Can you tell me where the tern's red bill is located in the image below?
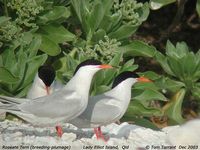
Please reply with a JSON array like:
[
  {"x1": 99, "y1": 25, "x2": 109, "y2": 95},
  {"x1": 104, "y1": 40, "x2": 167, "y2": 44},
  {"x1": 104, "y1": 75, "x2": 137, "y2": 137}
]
[
  {"x1": 45, "y1": 86, "x2": 50, "y2": 95},
  {"x1": 137, "y1": 77, "x2": 152, "y2": 82},
  {"x1": 98, "y1": 64, "x2": 113, "y2": 69}
]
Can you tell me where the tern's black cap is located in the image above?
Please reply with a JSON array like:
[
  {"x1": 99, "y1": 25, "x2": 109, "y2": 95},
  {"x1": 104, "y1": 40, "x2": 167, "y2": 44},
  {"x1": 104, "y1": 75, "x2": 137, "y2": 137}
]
[
  {"x1": 112, "y1": 71, "x2": 139, "y2": 88},
  {"x1": 74, "y1": 59, "x2": 102, "y2": 75},
  {"x1": 38, "y1": 65, "x2": 56, "y2": 87}
]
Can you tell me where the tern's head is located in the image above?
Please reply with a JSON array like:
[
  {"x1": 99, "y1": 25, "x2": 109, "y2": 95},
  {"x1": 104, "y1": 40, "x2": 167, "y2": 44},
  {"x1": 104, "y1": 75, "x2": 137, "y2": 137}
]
[
  {"x1": 38, "y1": 65, "x2": 56, "y2": 88},
  {"x1": 73, "y1": 59, "x2": 112, "y2": 76},
  {"x1": 112, "y1": 71, "x2": 151, "y2": 88}
]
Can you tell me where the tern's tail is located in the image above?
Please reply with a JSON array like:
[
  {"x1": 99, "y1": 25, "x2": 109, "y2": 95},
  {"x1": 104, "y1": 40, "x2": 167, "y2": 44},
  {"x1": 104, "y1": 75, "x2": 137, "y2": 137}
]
[
  {"x1": 0, "y1": 102, "x2": 19, "y2": 111},
  {"x1": 0, "y1": 102, "x2": 17, "y2": 118},
  {"x1": 0, "y1": 95, "x2": 23, "y2": 104},
  {"x1": 0, "y1": 95, "x2": 23, "y2": 113}
]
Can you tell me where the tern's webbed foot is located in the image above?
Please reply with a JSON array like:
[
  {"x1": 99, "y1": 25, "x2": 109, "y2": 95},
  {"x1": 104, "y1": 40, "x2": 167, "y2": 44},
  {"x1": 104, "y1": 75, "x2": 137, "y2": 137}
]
[{"x1": 94, "y1": 127, "x2": 109, "y2": 142}]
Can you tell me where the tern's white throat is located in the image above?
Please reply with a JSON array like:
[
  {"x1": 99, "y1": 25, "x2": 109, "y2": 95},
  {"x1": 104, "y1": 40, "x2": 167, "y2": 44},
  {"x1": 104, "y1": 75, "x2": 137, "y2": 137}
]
[
  {"x1": 108, "y1": 78, "x2": 137, "y2": 101},
  {"x1": 65, "y1": 65, "x2": 101, "y2": 98}
]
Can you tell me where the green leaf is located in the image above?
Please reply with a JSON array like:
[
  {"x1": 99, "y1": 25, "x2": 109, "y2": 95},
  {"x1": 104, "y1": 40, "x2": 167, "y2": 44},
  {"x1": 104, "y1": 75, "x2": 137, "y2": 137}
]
[
  {"x1": 150, "y1": 0, "x2": 176, "y2": 10},
  {"x1": 0, "y1": 67, "x2": 19, "y2": 83},
  {"x1": 20, "y1": 32, "x2": 33, "y2": 45},
  {"x1": 53, "y1": 55, "x2": 78, "y2": 82},
  {"x1": 109, "y1": 52, "x2": 123, "y2": 66},
  {"x1": 166, "y1": 40, "x2": 178, "y2": 57},
  {"x1": 138, "y1": 71, "x2": 160, "y2": 80},
  {"x1": 163, "y1": 88, "x2": 186, "y2": 124},
  {"x1": 0, "y1": 55, "x2": 3, "y2": 66},
  {"x1": 0, "y1": 16, "x2": 10, "y2": 25},
  {"x1": 155, "y1": 52, "x2": 175, "y2": 76},
  {"x1": 134, "y1": 82, "x2": 159, "y2": 91},
  {"x1": 125, "y1": 100, "x2": 163, "y2": 117},
  {"x1": 40, "y1": 35, "x2": 61, "y2": 56},
  {"x1": 92, "y1": 29, "x2": 106, "y2": 43},
  {"x1": 181, "y1": 53, "x2": 198, "y2": 78},
  {"x1": 1, "y1": 48, "x2": 16, "y2": 70},
  {"x1": 103, "y1": 52, "x2": 123, "y2": 85},
  {"x1": 78, "y1": 1, "x2": 91, "y2": 35},
  {"x1": 101, "y1": 0, "x2": 114, "y2": 14},
  {"x1": 120, "y1": 59, "x2": 138, "y2": 72},
  {"x1": 133, "y1": 89, "x2": 167, "y2": 102},
  {"x1": 91, "y1": 85, "x2": 110, "y2": 96},
  {"x1": 10, "y1": 47, "x2": 27, "y2": 79},
  {"x1": 120, "y1": 40, "x2": 157, "y2": 57},
  {"x1": 40, "y1": 24, "x2": 76, "y2": 43},
  {"x1": 89, "y1": 1, "x2": 104, "y2": 33},
  {"x1": 121, "y1": 116, "x2": 159, "y2": 130},
  {"x1": 166, "y1": 41, "x2": 190, "y2": 59},
  {"x1": 93, "y1": 52, "x2": 122, "y2": 87},
  {"x1": 15, "y1": 84, "x2": 32, "y2": 98},
  {"x1": 99, "y1": 13, "x2": 122, "y2": 33},
  {"x1": 176, "y1": 41, "x2": 189, "y2": 56},
  {"x1": 28, "y1": 35, "x2": 42, "y2": 57},
  {"x1": 71, "y1": 0, "x2": 84, "y2": 23},
  {"x1": 167, "y1": 56, "x2": 183, "y2": 79},
  {"x1": 0, "y1": 87, "x2": 13, "y2": 96},
  {"x1": 108, "y1": 24, "x2": 138, "y2": 40},
  {"x1": 10, "y1": 48, "x2": 27, "y2": 91},
  {"x1": 139, "y1": 3, "x2": 150, "y2": 21},
  {"x1": 38, "y1": 6, "x2": 70, "y2": 24},
  {"x1": 197, "y1": 0, "x2": 200, "y2": 16},
  {"x1": 192, "y1": 84, "x2": 200, "y2": 100},
  {"x1": 91, "y1": 52, "x2": 123, "y2": 95},
  {"x1": 89, "y1": 0, "x2": 114, "y2": 33},
  {"x1": 155, "y1": 76, "x2": 185, "y2": 92},
  {"x1": 19, "y1": 54, "x2": 48, "y2": 90}
]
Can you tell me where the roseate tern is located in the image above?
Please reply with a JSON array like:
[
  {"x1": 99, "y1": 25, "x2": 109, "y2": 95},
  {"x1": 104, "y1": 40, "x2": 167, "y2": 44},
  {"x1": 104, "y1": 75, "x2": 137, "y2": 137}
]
[
  {"x1": 0, "y1": 59, "x2": 112, "y2": 137},
  {"x1": 0, "y1": 66, "x2": 56, "y2": 119},
  {"x1": 27, "y1": 65, "x2": 56, "y2": 99},
  {"x1": 69, "y1": 71, "x2": 151, "y2": 141}
]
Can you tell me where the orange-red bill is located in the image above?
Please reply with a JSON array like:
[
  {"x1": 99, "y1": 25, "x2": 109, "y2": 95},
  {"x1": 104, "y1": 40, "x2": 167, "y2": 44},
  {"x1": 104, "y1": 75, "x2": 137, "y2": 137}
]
[
  {"x1": 45, "y1": 86, "x2": 50, "y2": 95},
  {"x1": 98, "y1": 64, "x2": 113, "y2": 69},
  {"x1": 137, "y1": 77, "x2": 152, "y2": 82}
]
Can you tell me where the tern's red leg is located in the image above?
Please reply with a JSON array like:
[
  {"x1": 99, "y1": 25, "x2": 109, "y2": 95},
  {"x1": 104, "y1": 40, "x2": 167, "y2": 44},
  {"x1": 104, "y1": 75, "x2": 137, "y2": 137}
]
[
  {"x1": 56, "y1": 125, "x2": 63, "y2": 137},
  {"x1": 94, "y1": 128, "x2": 100, "y2": 139},
  {"x1": 98, "y1": 127, "x2": 109, "y2": 142}
]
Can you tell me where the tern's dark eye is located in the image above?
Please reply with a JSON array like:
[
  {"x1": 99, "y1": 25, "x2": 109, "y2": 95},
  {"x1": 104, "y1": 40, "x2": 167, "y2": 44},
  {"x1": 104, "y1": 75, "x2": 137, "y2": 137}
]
[{"x1": 38, "y1": 65, "x2": 55, "y2": 87}]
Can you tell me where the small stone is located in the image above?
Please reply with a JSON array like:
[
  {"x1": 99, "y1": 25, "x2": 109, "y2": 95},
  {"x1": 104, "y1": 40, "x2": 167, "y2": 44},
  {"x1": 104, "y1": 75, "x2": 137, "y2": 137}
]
[
  {"x1": 62, "y1": 133, "x2": 77, "y2": 141},
  {"x1": 12, "y1": 131, "x2": 23, "y2": 138}
]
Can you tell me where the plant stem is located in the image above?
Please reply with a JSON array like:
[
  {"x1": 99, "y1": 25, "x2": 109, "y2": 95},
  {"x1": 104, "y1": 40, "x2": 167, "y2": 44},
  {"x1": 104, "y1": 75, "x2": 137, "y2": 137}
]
[
  {"x1": 157, "y1": 0, "x2": 187, "y2": 43},
  {"x1": 167, "y1": 0, "x2": 187, "y2": 32},
  {"x1": 4, "y1": 0, "x2": 9, "y2": 17}
]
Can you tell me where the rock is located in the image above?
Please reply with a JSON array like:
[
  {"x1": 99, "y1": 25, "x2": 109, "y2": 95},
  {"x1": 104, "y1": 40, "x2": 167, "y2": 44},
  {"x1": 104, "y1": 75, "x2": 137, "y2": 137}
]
[
  {"x1": 0, "y1": 111, "x2": 6, "y2": 120},
  {"x1": 166, "y1": 119, "x2": 200, "y2": 145},
  {"x1": 62, "y1": 133, "x2": 77, "y2": 141},
  {"x1": 0, "y1": 119, "x2": 200, "y2": 148}
]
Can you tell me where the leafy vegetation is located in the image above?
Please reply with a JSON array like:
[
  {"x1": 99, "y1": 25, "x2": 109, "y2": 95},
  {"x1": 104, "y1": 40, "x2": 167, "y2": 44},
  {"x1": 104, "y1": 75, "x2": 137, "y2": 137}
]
[{"x1": 0, "y1": 0, "x2": 199, "y2": 128}]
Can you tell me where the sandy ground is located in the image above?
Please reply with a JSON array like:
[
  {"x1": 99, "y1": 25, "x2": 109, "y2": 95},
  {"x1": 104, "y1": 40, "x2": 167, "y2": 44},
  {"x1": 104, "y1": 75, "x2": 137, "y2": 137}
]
[{"x1": 0, "y1": 119, "x2": 200, "y2": 150}]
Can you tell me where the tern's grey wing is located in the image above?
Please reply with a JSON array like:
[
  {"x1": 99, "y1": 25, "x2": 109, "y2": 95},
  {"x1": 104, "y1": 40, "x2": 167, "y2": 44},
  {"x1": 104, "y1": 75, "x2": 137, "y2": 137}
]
[
  {"x1": 80, "y1": 94, "x2": 121, "y2": 124},
  {"x1": 19, "y1": 89, "x2": 83, "y2": 119}
]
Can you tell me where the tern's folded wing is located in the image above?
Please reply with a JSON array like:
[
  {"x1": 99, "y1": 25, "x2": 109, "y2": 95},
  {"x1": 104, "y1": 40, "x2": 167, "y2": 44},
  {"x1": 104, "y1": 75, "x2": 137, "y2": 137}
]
[
  {"x1": 18, "y1": 90, "x2": 83, "y2": 119},
  {"x1": 80, "y1": 95, "x2": 121, "y2": 124}
]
